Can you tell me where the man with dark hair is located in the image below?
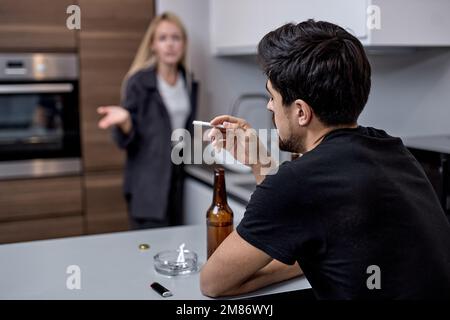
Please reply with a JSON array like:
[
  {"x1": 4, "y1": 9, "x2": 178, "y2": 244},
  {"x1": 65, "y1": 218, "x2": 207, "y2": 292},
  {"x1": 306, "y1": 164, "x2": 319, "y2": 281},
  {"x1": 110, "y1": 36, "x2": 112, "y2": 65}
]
[{"x1": 200, "y1": 20, "x2": 450, "y2": 299}]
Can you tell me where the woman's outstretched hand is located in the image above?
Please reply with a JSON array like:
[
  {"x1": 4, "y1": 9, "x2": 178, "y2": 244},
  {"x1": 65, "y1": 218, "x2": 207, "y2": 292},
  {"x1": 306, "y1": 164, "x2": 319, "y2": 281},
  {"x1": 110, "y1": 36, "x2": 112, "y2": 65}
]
[{"x1": 97, "y1": 106, "x2": 132, "y2": 134}]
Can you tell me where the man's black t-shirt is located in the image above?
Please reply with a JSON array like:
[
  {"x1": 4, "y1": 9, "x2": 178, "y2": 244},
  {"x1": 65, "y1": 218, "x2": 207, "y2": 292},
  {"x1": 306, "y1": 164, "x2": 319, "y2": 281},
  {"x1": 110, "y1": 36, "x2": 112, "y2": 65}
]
[{"x1": 237, "y1": 126, "x2": 450, "y2": 299}]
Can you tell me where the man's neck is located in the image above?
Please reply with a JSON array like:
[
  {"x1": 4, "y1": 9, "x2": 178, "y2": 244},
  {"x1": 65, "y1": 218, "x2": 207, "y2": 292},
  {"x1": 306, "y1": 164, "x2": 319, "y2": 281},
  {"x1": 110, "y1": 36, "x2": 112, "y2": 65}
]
[{"x1": 303, "y1": 123, "x2": 358, "y2": 153}]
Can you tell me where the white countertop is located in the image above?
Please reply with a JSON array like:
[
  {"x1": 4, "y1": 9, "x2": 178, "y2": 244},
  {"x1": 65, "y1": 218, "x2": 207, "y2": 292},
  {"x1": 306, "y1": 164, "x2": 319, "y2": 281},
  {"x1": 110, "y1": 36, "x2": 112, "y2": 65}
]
[{"x1": 0, "y1": 225, "x2": 311, "y2": 300}]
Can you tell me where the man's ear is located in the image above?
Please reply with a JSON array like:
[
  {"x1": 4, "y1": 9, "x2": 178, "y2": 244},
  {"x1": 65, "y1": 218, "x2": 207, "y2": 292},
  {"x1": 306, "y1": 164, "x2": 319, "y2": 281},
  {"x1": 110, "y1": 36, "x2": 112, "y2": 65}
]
[{"x1": 295, "y1": 99, "x2": 313, "y2": 127}]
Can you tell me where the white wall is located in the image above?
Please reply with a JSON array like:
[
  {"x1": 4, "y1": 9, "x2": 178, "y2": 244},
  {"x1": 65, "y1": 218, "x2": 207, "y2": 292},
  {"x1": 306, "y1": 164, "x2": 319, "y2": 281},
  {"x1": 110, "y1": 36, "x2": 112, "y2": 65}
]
[
  {"x1": 360, "y1": 48, "x2": 450, "y2": 137},
  {"x1": 156, "y1": 0, "x2": 211, "y2": 120},
  {"x1": 157, "y1": 0, "x2": 450, "y2": 139},
  {"x1": 156, "y1": 0, "x2": 267, "y2": 124}
]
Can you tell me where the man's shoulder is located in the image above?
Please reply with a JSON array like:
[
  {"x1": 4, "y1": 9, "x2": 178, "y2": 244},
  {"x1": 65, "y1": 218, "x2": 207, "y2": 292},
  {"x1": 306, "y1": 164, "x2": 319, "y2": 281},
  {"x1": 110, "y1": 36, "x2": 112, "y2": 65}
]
[
  {"x1": 320, "y1": 126, "x2": 402, "y2": 147},
  {"x1": 257, "y1": 160, "x2": 306, "y2": 196},
  {"x1": 263, "y1": 150, "x2": 333, "y2": 183},
  {"x1": 257, "y1": 126, "x2": 405, "y2": 192},
  {"x1": 302, "y1": 126, "x2": 404, "y2": 161}
]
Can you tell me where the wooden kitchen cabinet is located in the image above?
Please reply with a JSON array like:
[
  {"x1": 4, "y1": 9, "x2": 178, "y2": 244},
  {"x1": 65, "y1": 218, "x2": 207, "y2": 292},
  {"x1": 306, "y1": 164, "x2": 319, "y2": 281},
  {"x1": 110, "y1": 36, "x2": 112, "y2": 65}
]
[
  {"x1": 78, "y1": 0, "x2": 154, "y2": 171},
  {"x1": 0, "y1": 0, "x2": 77, "y2": 51},
  {"x1": 0, "y1": 176, "x2": 83, "y2": 222},
  {"x1": 0, "y1": 216, "x2": 83, "y2": 244},
  {"x1": 0, "y1": 176, "x2": 84, "y2": 244},
  {"x1": 84, "y1": 171, "x2": 129, "y2": 234},
  {"x1": 0, "y1": 0, "x2": 154, "y2": 242},
  {"x1": 78, "y1": 0, "x2": 154, "y2": 235}
]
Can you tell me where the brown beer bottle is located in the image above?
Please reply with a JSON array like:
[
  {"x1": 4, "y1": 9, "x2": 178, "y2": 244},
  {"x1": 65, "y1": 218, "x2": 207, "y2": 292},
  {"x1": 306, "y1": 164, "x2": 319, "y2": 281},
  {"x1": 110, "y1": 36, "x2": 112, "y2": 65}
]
[{"x1": 207, "y1": 168, "x2": 234, "y2": 259}]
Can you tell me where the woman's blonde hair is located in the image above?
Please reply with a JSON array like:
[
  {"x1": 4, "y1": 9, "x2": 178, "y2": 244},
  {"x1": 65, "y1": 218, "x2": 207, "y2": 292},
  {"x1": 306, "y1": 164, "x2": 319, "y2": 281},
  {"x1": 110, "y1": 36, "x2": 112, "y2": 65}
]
[{"x1": 122, "y1": 12, "x2": 188, "y2": 96}]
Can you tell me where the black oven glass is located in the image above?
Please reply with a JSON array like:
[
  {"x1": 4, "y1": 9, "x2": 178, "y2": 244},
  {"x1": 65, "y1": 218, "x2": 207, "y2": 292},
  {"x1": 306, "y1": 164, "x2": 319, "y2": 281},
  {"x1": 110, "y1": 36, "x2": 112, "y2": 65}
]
[{"x1": 0, "y1": 82, "x2": 80, "y2": 161}]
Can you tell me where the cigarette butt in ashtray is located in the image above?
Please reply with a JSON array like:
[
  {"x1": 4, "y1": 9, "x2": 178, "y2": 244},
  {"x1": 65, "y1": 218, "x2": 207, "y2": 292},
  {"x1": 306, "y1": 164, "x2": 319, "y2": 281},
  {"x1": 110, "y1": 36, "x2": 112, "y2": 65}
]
[{"x1": 177, "y1": 243, "x2": 185, "y2": 263}]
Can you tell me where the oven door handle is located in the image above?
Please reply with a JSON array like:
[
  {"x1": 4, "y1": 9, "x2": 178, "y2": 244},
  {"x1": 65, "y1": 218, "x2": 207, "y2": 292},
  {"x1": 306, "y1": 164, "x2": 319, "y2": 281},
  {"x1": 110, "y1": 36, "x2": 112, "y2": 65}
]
[{"x1": 0, "y1": 83, "x2": 74, "y2": 94}]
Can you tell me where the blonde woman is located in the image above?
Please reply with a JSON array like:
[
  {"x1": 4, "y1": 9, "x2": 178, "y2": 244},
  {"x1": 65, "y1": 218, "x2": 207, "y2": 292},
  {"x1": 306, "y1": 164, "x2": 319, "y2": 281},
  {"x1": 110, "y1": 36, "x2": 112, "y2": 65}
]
[{"x1": 97, "y1": 12, "x2": 198, "y2": 229}]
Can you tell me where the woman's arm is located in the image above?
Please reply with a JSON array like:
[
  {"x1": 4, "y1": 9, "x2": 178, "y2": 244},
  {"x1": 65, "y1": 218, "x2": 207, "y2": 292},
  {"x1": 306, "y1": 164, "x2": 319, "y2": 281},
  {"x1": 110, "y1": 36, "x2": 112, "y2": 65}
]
[
  {"x1": 119, "y1": 115, "x2": 133, "y2": 134},
  {"x1": 98, "y1": 78, "x2": 142, "y2": 149}
]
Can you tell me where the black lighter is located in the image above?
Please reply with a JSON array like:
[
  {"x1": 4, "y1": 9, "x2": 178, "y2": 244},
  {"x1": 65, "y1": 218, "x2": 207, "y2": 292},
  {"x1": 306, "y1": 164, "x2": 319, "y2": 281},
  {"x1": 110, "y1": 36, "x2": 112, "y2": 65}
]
[{"x1": 150, "y1": 282, "x2": 173, "y2": 298}]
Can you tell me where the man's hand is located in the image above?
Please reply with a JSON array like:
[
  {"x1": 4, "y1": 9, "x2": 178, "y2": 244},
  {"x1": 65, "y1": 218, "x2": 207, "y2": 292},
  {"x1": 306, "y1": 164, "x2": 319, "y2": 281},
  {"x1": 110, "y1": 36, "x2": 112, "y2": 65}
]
[
  {"x1": 97, "y1": 106, "x2": 132, "y2": 134},
  {"x1": 208, "y1": 115, "x2": 276, "y2": 184}
]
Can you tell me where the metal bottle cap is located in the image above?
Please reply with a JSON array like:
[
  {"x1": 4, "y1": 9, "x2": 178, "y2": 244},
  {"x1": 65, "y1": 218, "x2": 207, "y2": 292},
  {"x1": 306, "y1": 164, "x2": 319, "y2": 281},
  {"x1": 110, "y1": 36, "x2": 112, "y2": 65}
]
[{"x1": 139, "y1": 243, "x2": 150, "y2": 250}]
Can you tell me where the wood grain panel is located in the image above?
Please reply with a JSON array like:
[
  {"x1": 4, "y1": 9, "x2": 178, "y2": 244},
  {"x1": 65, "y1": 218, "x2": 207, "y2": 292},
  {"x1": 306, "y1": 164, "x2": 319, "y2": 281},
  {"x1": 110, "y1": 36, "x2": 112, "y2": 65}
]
[
  {"x1": 84, "y1": 171, "x2": 129, "y2": 234},
  {"x1": 0, "y1": 215, "x2": 83, "y2": 244},
  {"x1": 78, "y1": 0, "x2": 154, "y2": 171},
  {"x1": 0, "y1": 0, "x2": 77, "y2": 51},
  {"x1": 79, "y1": 36, "x2": 141, "y2": 170},
  {"x1": 78, "y1": 0, "x2": 154, "y2": 33},
  {"x1": 0, "y1": 176, "x2": 82, "y2": 222}
]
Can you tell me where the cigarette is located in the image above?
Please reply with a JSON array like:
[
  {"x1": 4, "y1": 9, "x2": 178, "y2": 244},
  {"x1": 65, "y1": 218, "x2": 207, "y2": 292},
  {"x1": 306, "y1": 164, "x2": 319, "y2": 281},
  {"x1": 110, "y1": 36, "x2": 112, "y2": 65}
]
[{"x1": 192, "y1": 120, "x2": 225, "y2": 129}]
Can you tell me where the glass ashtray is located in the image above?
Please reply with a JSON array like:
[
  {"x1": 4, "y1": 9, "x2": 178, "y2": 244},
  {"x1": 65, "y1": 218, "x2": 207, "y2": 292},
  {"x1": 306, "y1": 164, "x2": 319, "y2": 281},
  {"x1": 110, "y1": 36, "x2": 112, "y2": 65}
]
[{"x1": 153, "y1": 249, "x2": 198, "y2": 276}]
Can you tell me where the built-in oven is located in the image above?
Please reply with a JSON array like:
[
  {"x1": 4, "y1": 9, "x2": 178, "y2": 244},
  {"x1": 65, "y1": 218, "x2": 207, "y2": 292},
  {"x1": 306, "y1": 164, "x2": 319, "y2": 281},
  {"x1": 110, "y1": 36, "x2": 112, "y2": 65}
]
[{"x1": 0, "y1": 53, "x2": 81, "y2": 179}]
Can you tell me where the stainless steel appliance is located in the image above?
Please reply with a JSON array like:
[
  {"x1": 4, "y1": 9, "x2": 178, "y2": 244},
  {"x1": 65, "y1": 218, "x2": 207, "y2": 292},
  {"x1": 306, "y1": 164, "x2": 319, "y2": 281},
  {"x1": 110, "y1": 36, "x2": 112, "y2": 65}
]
[
  {"x1": 404, "y1": 135, "x2": 450, "y2": 220},
  {"x1": 0, "y1": 53, "x2": 81, "y2": 179}
]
